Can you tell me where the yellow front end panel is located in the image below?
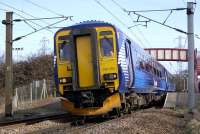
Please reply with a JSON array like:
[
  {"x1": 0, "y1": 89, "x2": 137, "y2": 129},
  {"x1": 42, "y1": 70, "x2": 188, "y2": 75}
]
[
  {"x1": 76, "y1": 35, "x2": 95, "y2": 88},
  {"x1": 61, "y1": 93, "x2": 121, "y2": 116},
  {"x1": 96, "y1": 27, "x2": 119, "y2": 91},
  {"x1": 56, "y1": 30, "x2": 72, "y2": 95}
]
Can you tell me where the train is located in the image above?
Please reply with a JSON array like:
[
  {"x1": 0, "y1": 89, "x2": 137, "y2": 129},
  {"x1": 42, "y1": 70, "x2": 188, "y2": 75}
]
[{"x1": 53, "y1": 21, "x2": 175, "y2": 116}]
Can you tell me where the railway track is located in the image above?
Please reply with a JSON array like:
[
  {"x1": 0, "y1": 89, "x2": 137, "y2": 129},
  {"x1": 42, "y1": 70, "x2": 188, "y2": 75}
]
[
  {"x1": 69, "y1": 113, "x2": 133, "y2": 134},
  {"x1": 25, "y1": 112, "x2": 133, "y2": 134},
  {"x1": 69, "y1": 103, "x2": 165, "y2": 133},
  {"x1": 0, "y1": 98, "x2": 165, "y2": 133},
  {"x1": 0, "y1": 112, "x2": 70, "y2": 127},
  {"x1": 0, "y1": 104, "x2": 165, "y2": 134},
  {"x1": 0, "y1": 100, "x2": 163, "y2": 127}
]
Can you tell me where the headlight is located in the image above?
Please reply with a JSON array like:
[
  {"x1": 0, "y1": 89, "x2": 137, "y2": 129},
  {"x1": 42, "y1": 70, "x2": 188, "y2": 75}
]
[
  {"x1": 59, "y1": 77, "x2": 72, "y2": 84},
  {"x1": 103, "y1": 73, "x2": 117, "y2": 80}
]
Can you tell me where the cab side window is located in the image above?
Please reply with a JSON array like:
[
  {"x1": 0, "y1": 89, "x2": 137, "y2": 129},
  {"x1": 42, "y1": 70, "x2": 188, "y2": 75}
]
[
  {"x1": 100, "y1": 38, "x2": 114, "y2": 56},
  {"x1": 58, "y1": 36, "x2": 71, "y2": 61},
  {"x1": 100, "y1": 31, "x2": 114, "y2": 57}
]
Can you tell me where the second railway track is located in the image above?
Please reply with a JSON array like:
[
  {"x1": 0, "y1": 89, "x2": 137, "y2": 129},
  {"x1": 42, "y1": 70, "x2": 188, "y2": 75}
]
[{"x1": 0, "y1": 112, "x2": 70, "y2": 127}]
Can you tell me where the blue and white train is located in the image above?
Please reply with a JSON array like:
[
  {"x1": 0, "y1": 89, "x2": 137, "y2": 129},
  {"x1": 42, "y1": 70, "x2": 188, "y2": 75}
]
[{"x1": 54, "y1": 21, "x2": 175, "y2": 116}]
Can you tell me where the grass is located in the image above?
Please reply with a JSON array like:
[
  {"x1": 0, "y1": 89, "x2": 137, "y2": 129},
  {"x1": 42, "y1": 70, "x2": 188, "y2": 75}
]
[{"x1": 185, "y1": 119, "x2": 200, "y2": 134}]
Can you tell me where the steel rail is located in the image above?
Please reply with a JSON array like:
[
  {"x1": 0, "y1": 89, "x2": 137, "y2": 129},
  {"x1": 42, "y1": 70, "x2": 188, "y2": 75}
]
[{"x1": 0, "y1": 112, "x2": 69, "y2": 127}]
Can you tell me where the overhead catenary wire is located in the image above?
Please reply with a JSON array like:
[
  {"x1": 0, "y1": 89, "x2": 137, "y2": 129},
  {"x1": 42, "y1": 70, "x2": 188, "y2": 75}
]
[
  {"x1": 128, "y1": 11, "x2": 188, "y2": 34},
  {"x1": 0, "y1": 1, "x2": 53, "y2": 33},
  {"x1": 13, "y1": 16, "x2": 73, "y2": 22},
  {"x1": 12, "y1": 18, "x2": 69, "y2": 42},
  {"x1": 43, "y1": 26, "x2": 68, "y2": 29},
  {"x1": 23, "y1": 20, "x2": 37, "y2": 31},
  {"x1": 1, "y1": 1, "x2": 74, "y2": 43},
  {"x1": 110, "y1": 0, "x2": 126, "y2": 11},
  {"x1": 110, "y1": 0, "x2": 199, "y2": 36},
  {"x1": 13, "y1": 16, "x2": 72, "y2": 32},
  {"x1": 111, "y1": 0, "x2": 186, "y2": 13},
  {"x1": 0, "y1": 8, "x2": 9, "y2": 11},
  {"x1": 126, "y1": 8, "x2": 186, "y2": 13},
  {"x1": 118, "y1": 1, "x2": 199, "y2": 39},
  {"x1": 110, "y1": 0, "x2": 152, "y2": 47},
  {"x1": 24, "y1": 0, "x2": 65, "y2": 17},
  {"x1": 111, "y1": 0, "x2": 187, "y2": 34},
  {"x1": 94, "y1": 0, "x2": 147, "y2": 48},
  {"x1": 162, "y1": 10, "x2": 173, "y2": 24},
  {"x1": 128, "y1": 14, "x2": 152, "y2": 46},
  {"x1": 13, "y1": 12, "x2": 53, "y2": 33},
  {"x1": 94, "y1": 0, "x2": 129, "y2": 29},
  {"x1": 23, "y1": 0, "x2": 76, "y2": 25}
]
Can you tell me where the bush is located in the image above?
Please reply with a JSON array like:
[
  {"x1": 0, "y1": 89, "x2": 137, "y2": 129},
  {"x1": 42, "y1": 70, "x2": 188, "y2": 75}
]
[{"x1": 0, "y1": 54, "x2": 54, "y2": 90}]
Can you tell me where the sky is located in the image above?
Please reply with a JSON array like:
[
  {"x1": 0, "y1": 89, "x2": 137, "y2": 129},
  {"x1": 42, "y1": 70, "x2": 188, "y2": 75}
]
[{"x1": 0, "y1": 0, "x2": 199, "y2": 73}]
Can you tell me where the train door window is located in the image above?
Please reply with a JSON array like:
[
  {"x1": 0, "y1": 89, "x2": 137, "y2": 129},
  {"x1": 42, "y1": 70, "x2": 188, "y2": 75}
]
[
  {"x1": 100, "y1": 37, "x2": 114, "y2": 57},
  {"x1": 59, "y1": 40, "x2": 71, "y2": 61},
  {"x1": 153, "y1": 68, "x2": 157, "y2": 75},
  {"x1": 146, "y1": 63, "x2": 151, "y2": 72},
  {"x1": 125, "y1": 39, "x2": 134, "y2": 86},
  {"x1": 125, "y1": 43, "x2": 129, "y2": 58},
  {"x1": 157, "y1": 70, "x2": 160, "y2": 77},
  {"x1": 125, "y1": 40, "x2": 134, "y2": 64},
  {"x1": 159, "y1": 71, "x2": 162, "y2": 78}
]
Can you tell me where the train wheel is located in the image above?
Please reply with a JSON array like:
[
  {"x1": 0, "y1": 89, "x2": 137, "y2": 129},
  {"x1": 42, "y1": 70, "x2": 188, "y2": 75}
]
[
  {"x1": 116, "y1": 108, "x2": 122, "y2": 117},
  {"x1": 71, "y1": 117, "x2": 86, "y2": 126},
  {"x1": 111, "y1": 108, "x2": 122, "y2": 117},
  {"x1": 122, "y1": 103, "x2": 131, "y2": 114}
]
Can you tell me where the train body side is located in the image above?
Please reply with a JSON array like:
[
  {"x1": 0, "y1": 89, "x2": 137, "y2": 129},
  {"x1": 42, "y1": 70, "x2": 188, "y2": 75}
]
[{"x1": 115, "y1": 29, "x2": 175, "y2": 94}]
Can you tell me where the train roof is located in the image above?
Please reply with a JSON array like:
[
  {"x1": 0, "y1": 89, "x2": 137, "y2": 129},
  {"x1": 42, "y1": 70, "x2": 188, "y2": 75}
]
[{"x1": 57, "y1": 20, "x2": 115, "y2": 32}]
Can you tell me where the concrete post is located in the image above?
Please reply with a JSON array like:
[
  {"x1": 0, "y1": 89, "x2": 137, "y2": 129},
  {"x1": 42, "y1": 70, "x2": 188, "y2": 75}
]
[
  {"x1": 3, "y1": 12, "x2": 13, "y2": 117},
  {"x1": 187, "y1": 2, "x2": 195, "y2": 113}
]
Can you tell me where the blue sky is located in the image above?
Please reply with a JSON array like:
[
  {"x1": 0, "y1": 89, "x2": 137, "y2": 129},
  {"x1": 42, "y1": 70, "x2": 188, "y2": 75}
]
[{"x1": 0, "y1": 0, "x2": 199, "y2": 72}]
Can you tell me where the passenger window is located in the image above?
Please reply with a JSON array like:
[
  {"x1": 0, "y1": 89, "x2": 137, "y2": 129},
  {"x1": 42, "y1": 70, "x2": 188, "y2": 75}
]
[
  {"x1": 153, "y1": 68, "x2": 157, "y2": 75},
  {"x1": 146, "y1": 64, "x2": 151, "y2": 72},
  {"x1": 59, "y1": 40, "x2": 71, "y2": 61},
  {"x1": 140, "y1": 61, "x2": 145, "y2": 69},
  {"x1": 100, "y1": 37, "x2": 114, "y2": 57}
]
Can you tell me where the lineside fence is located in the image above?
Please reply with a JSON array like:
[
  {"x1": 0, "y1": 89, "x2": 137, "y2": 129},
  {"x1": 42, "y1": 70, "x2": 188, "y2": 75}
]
[
  {"x1": 164, "y1": 92, "x2": 200, "y2": 111},
  {"x1": 13, "y1": 79, "x2": 56, "y2": 110}
]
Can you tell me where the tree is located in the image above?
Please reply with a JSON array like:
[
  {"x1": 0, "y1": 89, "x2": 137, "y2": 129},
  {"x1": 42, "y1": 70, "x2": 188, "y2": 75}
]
[{"x1": 0, "y1": 53, "x2": 54, "y2": 90}]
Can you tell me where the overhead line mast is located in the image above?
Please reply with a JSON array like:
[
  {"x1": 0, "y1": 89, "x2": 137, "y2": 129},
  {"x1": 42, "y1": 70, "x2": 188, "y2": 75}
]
[
  {"x1": 187, "y1": 2, "x2": 195, "y2": 113},
  {"x1": 3, "y1": 12, "x2": 13, "y2": 117}
]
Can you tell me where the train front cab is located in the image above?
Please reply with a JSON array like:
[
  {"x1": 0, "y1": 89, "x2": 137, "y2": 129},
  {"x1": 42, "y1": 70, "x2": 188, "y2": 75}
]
[{"x1": 55, "y1": 26, "x2": 121, "y2": 116}]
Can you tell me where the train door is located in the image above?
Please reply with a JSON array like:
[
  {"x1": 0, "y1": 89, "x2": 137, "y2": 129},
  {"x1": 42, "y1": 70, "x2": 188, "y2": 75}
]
[
  {"x1": 75, "y1": 35, "x2": 95, "y2": 88},
  {"x1": 125, "y1": 39, "x2": 134, "y2": 87},
  {"x1": 164, "y1": 70, "x2": 168, "y2": 91}
]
